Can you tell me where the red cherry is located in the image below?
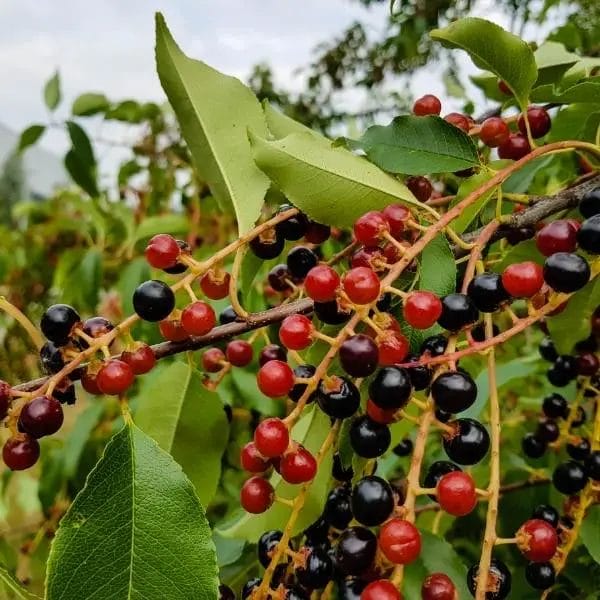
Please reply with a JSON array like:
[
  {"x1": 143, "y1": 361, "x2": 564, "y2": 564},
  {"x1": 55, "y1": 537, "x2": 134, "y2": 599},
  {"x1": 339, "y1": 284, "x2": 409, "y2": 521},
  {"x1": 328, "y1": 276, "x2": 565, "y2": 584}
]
[
  {"x1": 304, "y1": 221, "x2": 331, "y2": 244},
  {"x1": 403, "y1": 291, "x2": 443, "y2": 329},
  {"x1": 254, "y1": 418, "x2": 290, "y2": 458},
  {"x1": 377, "y1": 331, "x2": 409, "y2": 365},
  {"x1": 517, "y1": 518, "x2": 558, "y2": 562},
  {"x1": 383, "y1": 204, "x2": 412, "y2": 237},
  {"x1": 405, "y1": 177, "x2": 433, "y2": 203},
  {"x1": 304, "y1": 265, "x2": 340, "y2": 302},
  {"x1": 96, "y1": 360, "x2": 135, "y2": 395},
  {"x1": 3, "y1": 436, "x2": 40, "y2": 471},
  {"x1": 81, "y1": 370, "x2": 102, "y2": 395},
  {"x1": 367, "y1": 398, "x2": 397, "y2": 424},
  {"x1": 498, "y1": 80, "x2": 512, "y2": 95},
  {"x1": 0, "y1": 380, "x2": 10, "y2": 420},
  {"x1": 181, "y1": 301, "x2": 216, "y2": 336},
  {"x1": 279, "y1": 314, "x2": 313, "y2": 350},
  {"x1": 354, "y1": 211, "x2": 390, "y2": 245},
  {"x1": 343, "y1": 267, "x2": 381, "y2": 305},
  {"x1": 436, "y1": 471, "x2": 477, "y2": 516},
  {"x1": 18, "y1": 395, "x2": 63, "y2": 438},
  {"x1": 421, "y1": 573, "x2": 457, "y2": 600},
  {"x1": 498, "y1": 133, "x2": 531, "y2": 160},
  {"x1": 145, "y1": 234, "x2": 180, "y2": 269},
  {"x1": 258, "y1": 344, "x2": 287, "y2": 366},
  {"x1": 240, "y1": 476, "x2": 274, "y2": 513},
  {"x1": 200, "y1": 270, "x2": 231, "y2": 300},
  {"x1": 479, "y1": 117, "x2": 510, "y2": 148},
  {"x1": 121, "y1": 344, "x2": 156, "y2": 375},
  {"x1": 444, "y1": 113, "x2": 471, "y2": 132},
  {"x1": 362, "y1": 580, "x2": 403, "y2": 600},
  {"x1": 351, "y1": 246, "x2": 386, "y2": 273},
  {"x1": 257, "y1": 360, "x2": 295, "y2": 398},
  {"x1": 202, "y1": 347, "x2": 226, "y2": 372},
  {"x1": 535, "y1": 220, "x2": 578, "y2": 256},
  {"x1": 577, "y1": 352, "x2": 599, "y2": 376},
  {"x1": 379, "y1": 518, "x2": 422, "y2": 564},
  {"x1": 413, "y1": 95, "x2": 442, "y2": 116},
  {"x1": 501, "y1": 261, "x2": 544, "y2": 298},
  {"x1": 240, "y1": 442, "x2": 270, "y2": 473},
  {"x1": 159, "y1": 317, "x2": 189, "y2": 342},
  {"x1": 226, "y1": 340, "x2": 253, "y2": 367},
  {"x1": 280, "y1": 446, "x2": 317, "y2": 484},
  {"x1": 518, "y1": 106, "x2": 551, "y2": 139}
]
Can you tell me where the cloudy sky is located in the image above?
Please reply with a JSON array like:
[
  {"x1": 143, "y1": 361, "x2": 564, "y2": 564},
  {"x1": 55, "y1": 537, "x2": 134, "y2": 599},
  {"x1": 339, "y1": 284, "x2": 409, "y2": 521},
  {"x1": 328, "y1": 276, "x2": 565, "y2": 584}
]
[{"x1": 0, "y1": 1, "x2": 564, "y2": 182}]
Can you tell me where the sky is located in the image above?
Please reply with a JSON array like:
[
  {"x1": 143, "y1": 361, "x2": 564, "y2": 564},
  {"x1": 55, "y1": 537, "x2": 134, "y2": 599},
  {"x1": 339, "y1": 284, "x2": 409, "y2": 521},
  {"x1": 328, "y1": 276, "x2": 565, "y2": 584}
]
[{"x1": 0, "y1": 0, "x2": 566, "y2": 184}]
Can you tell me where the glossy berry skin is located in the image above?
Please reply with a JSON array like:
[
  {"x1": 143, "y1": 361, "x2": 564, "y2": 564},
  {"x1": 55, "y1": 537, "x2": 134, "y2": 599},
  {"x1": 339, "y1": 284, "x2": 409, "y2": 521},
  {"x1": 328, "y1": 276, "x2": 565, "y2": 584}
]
[
  {"x1": 432, "y1": 371, "x2": 477, "y2": 413},
  {"x1": 406, "y1": 356, "x2": 432, "y2": 391},
  {"x1": 580, "y1": 188, "x2": 600, "y2": 218},
  {"x1": 3, "y1": 436, "x2": 40, "y2": 471},
  {"x1": 202, "y1": 348, "x2": 225, "y2": 372},
  {"x1": 405, "y1": 176, "x2": 432, "y2": 202},
  {"x1": 314, "y1": 300, "x2": 352, "y2": 325},
  {"x1": 351, "y1": 246, "x2": 386, "y2": 272},
  {"x1": 351, "y1": 476, "x2": 394, "y2": 527},
  {"x1": 40, "y1": 341, "x2": 64, "y2": 375},
  {"x1": 240, "y1": 476, "x2": 274, "y2": 513},
  {"x1": 317, "y1": 376, "x2": 360, "y2": 419},
  {"x1": 444, "y1": 112, "x2": 470, "y2": 132},
  {"x1": 383, "y1": 204, "x2": 412, "y2": 236},
  {"x1": 393, "y1": 438, "x2": 413, "y2": 457},
  {"x1": 121, "y1": 344, "x2": 156, "y2": 375},
  {"x1": 403, "y1": 291, "x2": 443, "y2": 329},
  {"x1": 517, "y1": 519, "x2": 558, "y2": 562},
  {"x1": 259, "y1": 344, "x2": 287, "y2": 366},
  {"x1": 279, "y1": 314, "x2": 313, "y2": 350},
  {"x1": 79, "y1": 316, "x2": 114, "y2": 348},
  {"x1": 467, "y1": 273, "x2": 509, "y2": 313},
  {"x1": 420, "y1": 334, "x2": 447, "y2": 357},
  {"x1": 162, "y1": 240, "x2": 189, "y2": 275},
  {"x1": 240, "y1": 442, "x2": 269, "y2": 473},
  {"x1": 18, "y1": 396, "x2": 63, "y2": 438},
  {"x1": 443, "y1": 418, "x2": 490, "y2": 465},
  {"x1": 343, "y1": 267, "x2": 381, "y2": 305},
  {"x1": 522, "y1": 433, "x2": 547, "y2": 459},
  {"x1": 379, "y1": 518, "x2": 421, "y2": 565},
  {"x1": 324, "y1": 485, "x2": 353, "y2": 530},
  {"x1": 96, "y1": 360, "x2": 135, "y2": 395},
  {"x1": 421, "y1": 573, "x2": 457, "y2": 600},
  {"x1": 498, "y1": 133, "x2": 531, "y2": 160},
  {"x1": 518, "y1": 106, "x2": 551, "y2": 139},
  {"x1": 332, "y1": 453, "x2": 353, "y2": 482},
  {"x1": 354, "y1": 211, "x2": 389, "y2": 245},
  {"x1": 525, "y1": 562, "x2": 555, "y2": 590},
  {"x1": 436, "y1": 471, "x2": 477, "y2": 516},
  {"x1": 241, "y1": 578, "x2": 262, "y2": 599},
  {"x1": 296, "y1": 549, "x2": 333, "y2": 589},
  {"x1": 180, "y1": 301, "x2": 216, "y2": 336},
  {"x1": 304, "y1": 220, "x2": 331, "y2": 244},
  {"x1": 257, "y1": 529, "x2": 283, "y2": 567},
  {"x1": 536, "y1": 418, "x2": 559, "y2": 443},
  {"x1": 81, "y1": 371, "x2": 102, "y2": 395},
  {"x1": 257, "y1": 360, "x2": 295, "y2": 398},
  {"x1": 539, "y1": 337, "x2": 559, "y2": 362},
  {"x1": 219, "y1": 306, "x2": 239, "y2": 325},
  {"x1": 336, "y1": 526, "x2": 377, "y2": 575},
  {"x1": 361, "y1": 580, "x2": 402, "y2": 600},
  {"x1": 532, "y1": 504, "x2": 559, "y2": 529},
  {"x1": 552, "y1": 460, "x2": 588, "y2": 494},
  {"x1": 289, "y1": 364, "x2": 317, "y2": 403},
  {"x1": 437, "y1": 293, "x2": 479, "y2": 332},
  {"x1": 249, "y1": 229, "x2": 284, "y2": 259},
  {"x1": 577, "y1": 352, "x2": 599, "y2": 376},
  {"x1": 41, "y1": 304, "x2": 81, "y2": 345},
  {"x1": 339, "y1": 334, "x2": 379, "y2": 377},
  {"x1": 536, "y1": 220, "x2": 578, "y2": 256},
  {"x1": 226, "y1": 340, "x2": 253, "y2": 367},
  {"x1": 467, "y1": 559, "x2": 511, "y2": 600},
  {"x1": 304, "y1": 265, "x2": 340, "y2": 302},
  {"x1": 584, "y1": 450, "x2": 600, "y2": 480},
  {"x1": 48, "y1": 383, "x2": 77, "y2": 407},
  {"x1": 267, "y1": 264, "x2": 292, "y2": 292},
  {"x1": 145, "y1": 234, "x2": 180, "y2": 269},
  {"x1": 369, "y1": 366, "x2": 412, "y2": 410},
  {"x1": 200, "y1": 270, "x2": 230, "y2": 300},
  {"x1": 377, "y1": 330, "x2": 409, "y2": 366},
  {"x1": 543, "y1": 252, "x2": 590, "y2": 293},
  {"x1": 501, "y1": 261, "x2": 544, "y2": 298},
  {"x1": 479, "y1": 117, "x2": 510, "y2": 148},
  {"x1": 159, "y1": 317, "x2": 188, "y2": 342},
  {"x1": 578, "y1": 214, "x2": 600, "y2": 254},
  {"x1": 277, "y1": 208, "x2": 308, "y2": 241},
  {"x1": 133, "y1": 280, "x2": 175, "y2": 322},
  {"x1": 219, "y1": 584, "x2": 235, "y2": 600},
  {"x1": 280, "y1": 446, "x2": 317, "y2": 484},
  {"x1": 254, "y1": 418, "x2": 289, "y2": 458},
  {"x1": 367, "y1": 399, "x2": 397, "y2": 424},
  {"x1": 413, "y1": 94, "x2": 442, "y2": 116},
  {"x1": 287, "y1": 246, "x2": 318, "y2": 279},
  {"x1": 350, "y1": 415, "x2": 391, "y2": 458}
]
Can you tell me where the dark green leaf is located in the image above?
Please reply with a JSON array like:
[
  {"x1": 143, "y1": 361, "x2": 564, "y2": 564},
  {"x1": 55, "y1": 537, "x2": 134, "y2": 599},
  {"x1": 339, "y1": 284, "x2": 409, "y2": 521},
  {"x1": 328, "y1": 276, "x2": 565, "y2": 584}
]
[
  {"x1": 116, "y1": 258, "x2": 151, "y2": 315},
  {"x1": 71, "y1": 93, "x2": 110, "y2": 116},
  {"x1": 64, "y1": 121, "x2": 98, "y2": 197},
  {"x1": 105, "y1": 100, "x2": 143, "y2": 123},
  {"x1": 43, "y1": 72, "x2": 61, "y2": 111},
  {"x1": 581, "y1": 505, "x2": 600, "y2": 564},
  {"x1": 46, "y1": 422, "x2": 218, "y2": 600},
  {"x1": 449, "y1": 171, "x2": 496, "y2": 234},
  {"x1": 17, "y1": 125, "x2": 45, "y2": 153},
  {"x1": 351, "y1": 116, "x2": 480, "y2": 176},
  {"x1": 419, "y1": 234, "x2": 456, "y2": 296}
]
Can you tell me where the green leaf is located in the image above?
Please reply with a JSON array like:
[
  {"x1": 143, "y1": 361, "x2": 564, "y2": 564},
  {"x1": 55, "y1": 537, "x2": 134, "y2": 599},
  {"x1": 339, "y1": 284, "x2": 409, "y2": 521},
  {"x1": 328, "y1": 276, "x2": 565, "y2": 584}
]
[
  {"x1": 217, "y1": 405, "x2": 333, "y2": 541},
  {"x1": 469, "y1": 73, "x2": 506, "y2": 102},
  {"x1": 549, "y1": 104, "x2": 600, "y2": 144},
  {"x1": 419, "y1": 234, "x2": 456, "y2": 296},
  {"x1": 250, "y1": 131, "x2": 423, "y2": 228},
  {"x1": 581, "y1": 505, "x2": 600, "y2": 564},
  {"x1": 45, "y1": 422, "x2": 218, "y2": 600},
  {"x1": 351, "y1": 116, "x2": 480, "y2": 176},
  {"x1": 431, "y1": 18, "x2": 537, "y2": 108},
  {"x1": 0, "y1": 564, "x2": 40, "y2": 599},
  {"x1": 449, "y1": 171, "x2": 496, "y2": 234},
  {"x1": 116, "y1": 258, "x2": 151, "y2": 315},
  {"x1": 493, "y1": 239, "x2": 544, "y2": 273},
  {"x1": 155, "y1": 13, "x2": 270, "y2": 234},
  {"x1": 534, "y1": 41, "x2": 579, "y2": 86},
  {"x1": 17, "y1": 125, "x2": 45, "y2": 153},
  {"x1": 62, "y1": 403, "x2": 105, "y2": 479},
  {"x1": 43, "y1": 71, "x2": 61, "y2": 111},
  {"x1": 135, "y1": 361, "x2": 229, "y2": 506},
  {"x1": 530, "y1": 79, "x2": 600, "y2": 104},
  {"x1": 64, "y1": 121, "x2": 98, "y2": 197},
  {"x1": 263, "y1": 101, "x2": 328, "y2": 142},
  {"x1": 133, "y1": 214, "x2": 189, "y2": 243},
  {"x1": 71, "y1": 93, "x2": 110, "y2": 116},
  {"x1": 547, "y1": 277, "x2": 600, "y2": 354}
]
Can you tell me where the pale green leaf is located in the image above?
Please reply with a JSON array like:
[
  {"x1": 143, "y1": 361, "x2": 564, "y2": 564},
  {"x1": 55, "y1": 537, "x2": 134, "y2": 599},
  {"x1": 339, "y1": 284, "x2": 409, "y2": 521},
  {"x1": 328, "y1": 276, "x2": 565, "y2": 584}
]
[
  {"x1": 534, "y1": 41, "x2": 579, "y2": 86},
  {"x1": 133, "y1": 214, "x2": 189, "y2": 243},
  {"x1": 45, "y1": 422, "x2": 218, "y2": 600},
  {"x1": 71, "y1": 93, "x2": 110, "y2": 116},
  {"x1": 419, "y1": 234, "x2": 456, "y2": 296},
  {"x1": 431, "y1": 18, "x2": 537, "y2": 108},
  {"x1": 155, "y1": 13, "x2": 270, "y2": 234},
  {"x1": 250, "y1": 131, "x2": 424, "y2": 228},
  {"x1": 351, "y1": 115, "x2": 480, "y2": 175},
  {"x1": 44, "y1": 71, "x2": 61, "y2": 111},
  {"x1": 531, "y1": 79, "x2": 600, "y2": 104},
  {"x1": 581, "y1": 505, "x2": 600, "y2": 564},
  {"x1": 135, "y1": 361, "x2": 229, "y2": 506},
  {"x1": 0, "y1": 564, "x2": 41, "y2": 599},
  {"x1": 548, "y1": 104, "x2": 600, "y2": 144},
  {"x1": 17, "y1": 125, "x2": 45, "y2": 153},
  {"x1": 449, "y1": 171, "x2": 496, "y2": 234},
  {"x1": 263, "y1": 101, "x2": 328, "y2": 142}
]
